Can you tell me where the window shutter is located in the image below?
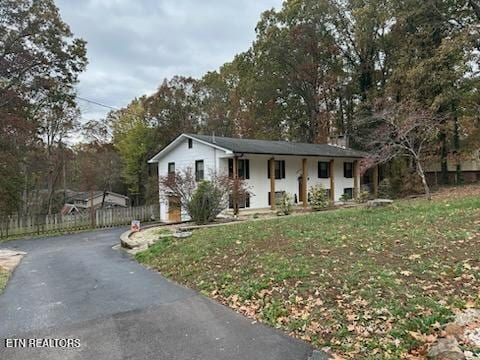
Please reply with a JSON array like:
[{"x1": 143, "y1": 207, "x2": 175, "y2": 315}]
[
  {"x1": 228, "y1": 159, "x2": 233, "y2": 178},
  {"x1": 281, "y1": 160, "x2": 286, "y2": 179},
  {"x1": 268, "y1": 192, "x2": 271, "y2": 205},
  {"x1": 267, "y1": 161, "x2": 270, "y2": 178},
  {"x1": 245, "y1": 160, "x2": 250, "y2": 179},
  {"x1": 344, "y1": 162, "x2": 353, "y2": 178}
]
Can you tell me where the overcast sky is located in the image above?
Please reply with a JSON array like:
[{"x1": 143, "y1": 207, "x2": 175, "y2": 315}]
[{"x1": 56, "y1": 0, "x2": 282, "y2": 123}]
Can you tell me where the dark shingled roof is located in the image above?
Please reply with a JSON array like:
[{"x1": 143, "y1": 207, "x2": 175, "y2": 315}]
[{"x1": 187, "y1": 134, "x2": 367, "y2": 158}]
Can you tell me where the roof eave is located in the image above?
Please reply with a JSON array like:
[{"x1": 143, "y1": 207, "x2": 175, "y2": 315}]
[
  {"x1": 232, "y1": 151, "x2": 366, "y2": 158},
  {"x1": 148, "y1": 133, "x2": 233, "y2": 163}
]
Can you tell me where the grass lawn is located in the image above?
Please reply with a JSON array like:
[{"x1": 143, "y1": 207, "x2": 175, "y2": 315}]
[
  {"x1": 136, "y1": 186, "x2": 480, "y2": 358},
  {"x1": 0, "y1": 269, "x2": 9, "y2": 294}
]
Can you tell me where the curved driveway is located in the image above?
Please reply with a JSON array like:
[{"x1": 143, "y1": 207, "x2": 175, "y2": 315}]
[{"x1": 0, "y1": 228, "x2": 312, "y2": 360}]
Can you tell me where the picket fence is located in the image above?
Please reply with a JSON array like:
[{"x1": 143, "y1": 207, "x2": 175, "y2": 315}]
[{"x1": 0, "y1": 204, "x2": 160, "y2": 239}]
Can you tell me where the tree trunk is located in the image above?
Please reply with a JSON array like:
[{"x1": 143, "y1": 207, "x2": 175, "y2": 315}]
[
  {"x1": 439, "y1": 131, "x2": 449, "y2": 184},
  {"x1": 416, "y1": 161, "x2": 431, "y2": 200},
  {"x1": 453, "y1": 114, "x2": 463, "y2": 184},
  {"x1": 101, "y1": 189, "x2": 107, "y2": 208}
]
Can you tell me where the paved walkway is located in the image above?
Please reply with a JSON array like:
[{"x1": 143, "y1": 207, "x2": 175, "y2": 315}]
[{"x1": 0, "y1": 229, "x2": 312, "y2": 360}]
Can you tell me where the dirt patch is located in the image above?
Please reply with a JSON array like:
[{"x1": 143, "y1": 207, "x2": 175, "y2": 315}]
[
  {"x1": 0, "y1": 249, "x2": 26, "y2": 272},
  {"x1": 0, "y1": 249, "x2": 26, "y2": 294}
]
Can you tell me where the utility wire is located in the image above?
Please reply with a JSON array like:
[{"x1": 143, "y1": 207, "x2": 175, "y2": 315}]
[{"x1": 76, "y1": 96, "x2": 119, "y2": 110}]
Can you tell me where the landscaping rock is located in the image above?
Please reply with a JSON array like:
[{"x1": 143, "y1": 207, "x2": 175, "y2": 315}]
[
  {"x1": 121, "y1": 225, "x2": 175, "y2": 249},
  {"x1": 127, "y1": 244, "x2": 148, "y2": 255},
  {"x1": 366, "y1": 199, "x2": 393, "y2": 208},
  {"x1": 309, "y1": 350, "x2": 332, "y2": 360},
  {"x1": 455, "y1": 309, "x2": 480, "y2": 326},
  {"x1": 465, "y1": 327, "x2": 480, "y2": 348},
  {"x1": 428, "y1": 338, "x2": 465, "y2": 360},
  {"x1": 172, "y1": 231, "x2": 192, "y2": 238},
  {"x1": 463, "y1": 351, "x2": 477, "y2": 360}
]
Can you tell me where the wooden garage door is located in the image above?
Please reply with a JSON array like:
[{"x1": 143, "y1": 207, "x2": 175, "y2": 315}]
[{"x1": 168, "y1": 196, "x2": 181, "y2": 222}]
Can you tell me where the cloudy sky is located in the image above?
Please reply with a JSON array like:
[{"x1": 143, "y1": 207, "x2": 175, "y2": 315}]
[{"x1": 56, "y1": 0, "x2": 283, "y2": 123}]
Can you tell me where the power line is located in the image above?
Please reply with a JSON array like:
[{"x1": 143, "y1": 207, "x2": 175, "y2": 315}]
[{"x1": 76, "y1": 96, "x2": 119, "y2": 110}]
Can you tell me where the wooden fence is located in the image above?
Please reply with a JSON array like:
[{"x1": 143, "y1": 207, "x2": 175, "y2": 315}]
[{"x1": 0, "y1": 205, "x2": 160, "y2": 239}]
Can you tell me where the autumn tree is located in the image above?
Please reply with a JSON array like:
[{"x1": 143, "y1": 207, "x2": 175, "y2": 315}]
[
  {"x1": 357, "y1": 101, "x2": 444, "y2": 199},
  {"x1": 0, "y1": 0, "x2": 87, "y2": 216}
]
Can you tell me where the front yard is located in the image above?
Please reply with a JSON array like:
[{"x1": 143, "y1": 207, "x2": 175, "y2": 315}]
[{"x1": 136, "y1": 185, "x2": 480, "y2": 358}]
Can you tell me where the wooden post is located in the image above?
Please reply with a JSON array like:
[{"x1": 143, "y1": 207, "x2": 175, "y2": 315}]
[
  {"x1": 90, "y1": 190, "x2": 96, "y2": 228},
  {"x1": 372, "y1": 165, "x2": 379, "y2": 198},
  {"x1": 329, "y1": 159, "x2": 335, "y2": 202},
  {"x1": 354, "y1": 160, "x2": 360, "y2": 199},
  {"x1": 233, "y1": 156, "x2": 239, "y2": 215},
  {"x1": 269, "y1": 158, "x2": 276, "y2": 210},
  {"x1": 302, "y1": 158, "x2": 308, "y2": 208}
]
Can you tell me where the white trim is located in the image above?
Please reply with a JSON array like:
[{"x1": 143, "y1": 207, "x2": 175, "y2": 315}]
[{"x1": 148, "y1": 133, "x2": 233, "y2": 163}]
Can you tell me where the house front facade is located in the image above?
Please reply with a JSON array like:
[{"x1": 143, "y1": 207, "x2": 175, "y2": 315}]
[{"x1": 149, "y1": 134, "x2": 372, "y2": 222}]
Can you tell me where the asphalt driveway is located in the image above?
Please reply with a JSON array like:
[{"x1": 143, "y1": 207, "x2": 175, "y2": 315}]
[{"x1": 0, "y1": 228, "x2": 312, "y2": 360}]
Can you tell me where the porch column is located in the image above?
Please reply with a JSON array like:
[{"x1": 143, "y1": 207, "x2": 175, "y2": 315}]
[
  {"x1": 302, "y1": 158, "x2": 308, "y2": 208},
  {"x1": 269, "y1": 158, "x2": 276, "y2": 210},
  {"x1": 372, "y1": 165, "x2": 379, "y2": 198},
  {"x1": 329, "y1": 160, "x2": 335, "y2": 202},
  {"x1": 233, "y1": 156, "x2": 239, "y2": 215},
  {"x1": 353, "y1": 160, "x2": 360, "y2": 199}
]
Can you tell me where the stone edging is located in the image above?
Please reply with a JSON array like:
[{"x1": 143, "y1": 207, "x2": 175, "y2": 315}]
[{"x1": 120, "y1": 222, "x2": 166, "y2": 249}]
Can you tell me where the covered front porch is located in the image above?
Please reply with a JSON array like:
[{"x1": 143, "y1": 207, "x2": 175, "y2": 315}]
[{"x1": 227, "y1": 154, "x2": 380, "y2": 212}]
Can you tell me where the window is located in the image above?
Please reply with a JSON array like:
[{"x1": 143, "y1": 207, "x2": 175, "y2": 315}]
[
  {"x1": 343, "y1": 188, "x2": 353, "y2": 200},
  {"x1": 188, "y1": 138, "x2": 193, "y2": 148},
  {"x1": 325, "y1": 188, "x2": 331, "y2": 199},
  {"x1": 229, "y1": 193, "x2": 250, "y2": 209},
  {"x1": 268, "y1": 191, "x2": 285, "y2": 205},
  {"x1": 168, "y1": 162, "x2": 175, "y2": 175},
  {"x1": 267, "y1": 160, "x2": 286, "y2": 179},
  {"x1": 195, "y1": 160, "x2": 204, "y2": 181},
  {"x1": 318, "y1": 161, "x2": 330, "y2": 178},
  {"x1": 228, "y1": 159, "x2": 250, "y2": 179},
  {"x1": 344, "y1": 162, "x2": 353, "y2": 178},
  {"x1": 167, "y1": 162, "x2": 175, "y2": 181}
]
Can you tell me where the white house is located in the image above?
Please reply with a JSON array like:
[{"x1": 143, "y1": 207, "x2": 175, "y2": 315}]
[{"x1": 148, "y1": 133, "x2": 372, "y2": 222}]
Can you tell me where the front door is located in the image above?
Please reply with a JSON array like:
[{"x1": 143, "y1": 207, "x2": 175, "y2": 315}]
[{"x1": 168, "y1": 196, "x2": 181, "y2": 222}]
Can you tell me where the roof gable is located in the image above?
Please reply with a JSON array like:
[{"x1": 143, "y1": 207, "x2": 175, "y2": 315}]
[{"x1": 148, "y1": 134, "x2": 233, "y2": 163}]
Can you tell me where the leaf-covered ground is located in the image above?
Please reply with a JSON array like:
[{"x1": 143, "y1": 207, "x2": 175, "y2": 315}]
[{"x1": 137, "y1": 185, "x2": 480, "y2": 359}]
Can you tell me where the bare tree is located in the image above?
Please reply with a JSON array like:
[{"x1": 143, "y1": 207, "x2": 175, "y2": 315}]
[
  {"x1": 356, "y1": 100, "x2": 444, "y2": 200},
  {"x1": 159, "y1": 168, "x2": 248, "y2": 223}
]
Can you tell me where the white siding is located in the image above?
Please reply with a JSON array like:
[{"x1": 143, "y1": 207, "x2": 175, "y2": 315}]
[{"x1": 157, "y1": 137, "x2": 229, "y2": 221}]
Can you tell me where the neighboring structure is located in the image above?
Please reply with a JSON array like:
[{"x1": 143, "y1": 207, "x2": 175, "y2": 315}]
[
  {"x1": 149, "y1": 133, "x2": 372, "y2": 223},
  {"x1": 425, "y1": 150, "x2": 480, "y2": 185},
  {"x1": 60, "y1": 203, "x2": 81, "y2": 216},
  {"x1": 66, "y1": 191, "x2": 129, "y2": 210}
]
